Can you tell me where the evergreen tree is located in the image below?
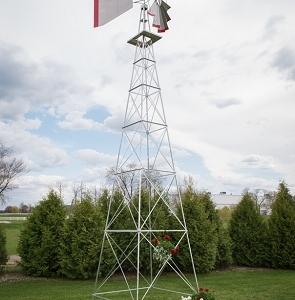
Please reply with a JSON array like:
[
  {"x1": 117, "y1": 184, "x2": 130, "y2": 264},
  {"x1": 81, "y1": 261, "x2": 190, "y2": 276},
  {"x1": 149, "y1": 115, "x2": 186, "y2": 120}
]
[
  {"x1": 97, "y1": 189, "x2": 111, "y2": 221},
  {"x1": 176, "y1": 185, "x2": 218, "y2": 273},
  {"x1": 137, "y1": 189, "x2": 171, "y2": 273},
  {"x1": 229, "y1": 192, "x2": 268, "y2": 267},
  {"x1": 60, "y1": 196, "x2": 105, "y2": 279},
  {"x1": 96, "y1": 189, "x2": 132, "y2": 275},
  {"x1": 268, "y1": 182, "x2": 295, "y2": 269},
  {"x1": 215, "y1": 222, "x2": 232, "y2": 268},
  {"x1": 110, "y1": 188, "x2": 172, "y2": 274},
  {"x1": 18, "y1": 190, "x2": 66, "y2": 276},
  {"x1": 196, "y1": 191, "x2": 232, "y2": 269},
  {"x1": 0, "y1": 225, "x2": 7, "y2": 272}
]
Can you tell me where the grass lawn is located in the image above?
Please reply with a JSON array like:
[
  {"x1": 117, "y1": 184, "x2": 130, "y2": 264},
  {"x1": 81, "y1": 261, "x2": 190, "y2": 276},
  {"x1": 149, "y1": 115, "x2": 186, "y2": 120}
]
[
  {"x1": 0, "y1": 221, "x2": 24, "y2": 255},
  {"x1": 0, "y1": 269, "x2": 295, "y2": 299}
]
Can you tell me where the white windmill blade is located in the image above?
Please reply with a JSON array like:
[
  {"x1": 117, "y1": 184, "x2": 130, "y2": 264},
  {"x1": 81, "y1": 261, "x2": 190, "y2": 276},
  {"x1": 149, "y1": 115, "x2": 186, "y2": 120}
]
[
  {"x1": 94, "y1": 0, "x2": 133, "y2": 27},
  {"x1": 151, "y1": 6, "x2": 161, "y2": 28},
  {"x1": 147, "y1": 0, "x2": 159, "y2": 17}
]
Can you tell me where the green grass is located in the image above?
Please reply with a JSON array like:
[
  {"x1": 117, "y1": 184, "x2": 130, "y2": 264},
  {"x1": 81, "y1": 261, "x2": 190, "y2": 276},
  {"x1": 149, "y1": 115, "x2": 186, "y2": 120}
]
[
  {"x1": 0, "y1": 221, "x2": 24, "y2": 255},
  {"x1": 0, "y1": 270, "x2": 295, "y2": 299}
]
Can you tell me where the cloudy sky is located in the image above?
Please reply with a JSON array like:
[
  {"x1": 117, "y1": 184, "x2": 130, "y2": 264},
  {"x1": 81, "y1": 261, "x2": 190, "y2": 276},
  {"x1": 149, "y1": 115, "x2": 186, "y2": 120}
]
[{"x1": 0, "y1": 0, "x2": 294, "y2": 206}]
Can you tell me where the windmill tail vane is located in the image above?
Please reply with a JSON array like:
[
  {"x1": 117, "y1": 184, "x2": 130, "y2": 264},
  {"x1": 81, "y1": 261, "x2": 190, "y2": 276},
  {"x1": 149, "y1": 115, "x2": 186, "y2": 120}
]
[{"x1": 93, "y1": 0, "x2": 171, "y2": 33}]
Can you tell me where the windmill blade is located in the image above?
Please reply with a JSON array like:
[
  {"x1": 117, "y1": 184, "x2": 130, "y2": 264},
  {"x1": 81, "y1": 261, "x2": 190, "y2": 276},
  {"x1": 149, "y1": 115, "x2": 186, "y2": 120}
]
[
  {"x1": 158, "y1": 5, "x2": 170, "y2": 32},
  {"x1": 160, "y1": 5, "x2": 171, "y2": 22},
  {"x1": 151, "y1": 6, "x2": 161, "y2": 28},
  {"x1": 94, "y1": 0, "x2": 133, "y2": 27},
  {"x1": 161, "y1": 0, "x2": 171, "y2": 11},
  {"x1": 148, "y1": 0, "x2": 171, "y2": 33},
  {"x1": 147, "y1": 0, "x2": 159, "y2": 17}
]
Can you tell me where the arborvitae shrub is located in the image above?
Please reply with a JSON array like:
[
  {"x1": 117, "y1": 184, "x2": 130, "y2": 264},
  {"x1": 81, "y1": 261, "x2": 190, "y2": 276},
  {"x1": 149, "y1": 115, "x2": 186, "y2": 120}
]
[
  {"x1": 60, "y1": 196, "x2": 104, "y2": 279},
  {"x1": 96, "y1": 189, "x2": 131, "y2": 276},
  {"x1": 268, "y1": 182, "x2": 295, "y2": 269},
  {"x1": 0, "y1": 225, "x2": 7, "y2": 272},
  {"x1": 18, "y1": 190, "x2": 66, "y2": 276},
  {"x1": 215, "y1": 222, "x2": 232, "y2": 268},
  {"x1": 197, "y1": 191, "x2": 232, "y2": 269},
  {"x1": 107, "y1": 188, "x2": 172, "y2": 274},
  {"x1": 177, "y1": 185, "x2": 218, "y2": 273},
  {"x1": 229, "y1": 192, "x2": 268, "y2": 267},
  {"x1": 138, "y1": 190, "x2": 171, "y2": 274}
]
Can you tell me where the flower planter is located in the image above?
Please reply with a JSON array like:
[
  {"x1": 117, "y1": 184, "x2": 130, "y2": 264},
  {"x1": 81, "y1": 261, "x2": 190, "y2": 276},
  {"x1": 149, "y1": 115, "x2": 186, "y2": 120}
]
[{"x1": 152, "y1": 235, "x2": 180, "y2": 263}]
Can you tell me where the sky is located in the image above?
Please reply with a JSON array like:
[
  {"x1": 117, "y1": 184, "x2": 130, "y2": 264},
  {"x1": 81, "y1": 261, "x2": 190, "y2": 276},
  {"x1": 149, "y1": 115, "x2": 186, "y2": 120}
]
[{"x1": 0, "y1": 0, "x2": 295, "y2": 207}]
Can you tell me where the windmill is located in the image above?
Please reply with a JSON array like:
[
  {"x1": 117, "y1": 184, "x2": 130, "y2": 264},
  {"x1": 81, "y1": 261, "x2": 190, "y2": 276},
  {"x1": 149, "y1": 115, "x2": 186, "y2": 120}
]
[{"x1": 93, "y1": 1, "x2": 199, "y2": 299}]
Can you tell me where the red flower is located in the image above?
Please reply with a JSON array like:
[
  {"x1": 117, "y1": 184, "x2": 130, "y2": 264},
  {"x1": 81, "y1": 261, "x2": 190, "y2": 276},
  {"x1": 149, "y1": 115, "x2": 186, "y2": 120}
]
[
  {"x1": 164, "y1": 234, "x2": 172, "y2": 241},
  {"x1": 205, "y1": 288, "x2": 209, "y2": 292},
  {"x1": 175, "y1": 245, "x2": 180, "y2": 253},
  {"x1": 152, "y1": 238, "x2": 160, "y2": 245},
  {"x1": 170, "y1": 248, "x2": 177, "y2": 256},
  {"x1": 199, "y1": 287, "x2": 204, "y2": 292}
]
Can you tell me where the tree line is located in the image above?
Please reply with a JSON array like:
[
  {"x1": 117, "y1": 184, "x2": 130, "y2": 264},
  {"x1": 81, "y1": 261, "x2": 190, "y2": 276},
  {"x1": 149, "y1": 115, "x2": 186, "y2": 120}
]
[
  {"x1": 1, "y1": 181, "x2": 294, "y2": 278},
  {"x1": 230, "y1": 182, "x2": 295, "y2": 269},
  {"x1": 0, "y1": 203, "x2": 33, "y2": 213}
]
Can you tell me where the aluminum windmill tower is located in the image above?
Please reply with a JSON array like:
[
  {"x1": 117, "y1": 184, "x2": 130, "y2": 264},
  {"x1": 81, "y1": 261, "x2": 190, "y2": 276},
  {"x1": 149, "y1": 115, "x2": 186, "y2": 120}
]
[{"x1": 93, "y1": 1, "x2": 199, "y2": 299}]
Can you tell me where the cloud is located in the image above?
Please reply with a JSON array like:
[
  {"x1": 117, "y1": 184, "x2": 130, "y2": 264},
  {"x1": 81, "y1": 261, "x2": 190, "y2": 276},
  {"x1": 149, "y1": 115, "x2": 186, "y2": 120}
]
[
  {"x1": 240, "y1": 154, "x2": 275, "y2": 169},
  {"x1": 102, "y1": 110, "x2": 124, "y2": 132},
  {"x1": 16, "y1": 175, "x2": 65, "y2": 190},
  {"x1": 4, "y1": 174, "x2": 73, "y2": 207},
  {"x1": 76, "y1": 149, "x2": 116, "y2": 166},
  {"x1": 0, "y1": 44, "x2": 29, "y2": 97},
  {"x1": 263, "y1": 15, "x2": 285, "y2": 40},
  {"x1": 0, "y1": 120, "x2": 69, "y2": 170},
  {"x1": 75, "y1": 149, "x2": 118, "y2": 187},
  {"x1": 58, "y1": 108, "x2": 124, "y2": 133},
  {"x1": 272, "y1": 47, "x2": 295, "y2": 80},
  {"x1": 217, "y1": 174, "x2": 278, "y2": 192},
  {"x1": 58, "y1": 111, "x2": 104, "y2": 131},
  {"x1": 210, "y1": 98, "x2": 242, "y2": 109},
  {"x1": 0, "y1": 42, "x2": 96, "y2": 121}
]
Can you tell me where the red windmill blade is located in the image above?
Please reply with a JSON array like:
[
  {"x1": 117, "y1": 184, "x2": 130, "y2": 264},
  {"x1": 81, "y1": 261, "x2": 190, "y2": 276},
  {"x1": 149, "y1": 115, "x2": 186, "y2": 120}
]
[{"x1": 94, "y1": 0, "x2": 133, "y2": 27}]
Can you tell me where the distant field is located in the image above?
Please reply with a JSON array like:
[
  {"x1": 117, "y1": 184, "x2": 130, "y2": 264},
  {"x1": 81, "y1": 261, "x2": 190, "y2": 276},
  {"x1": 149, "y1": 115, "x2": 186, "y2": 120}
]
[
  {"x1": 0, "y1": 213, "x2": 29, "y2": 217},
  {"x1": 0, "y1": 269, "x2": 295, "y2": 299},
  {"x1": 0, "y1": 221, "x2": 24, "y2": 255},
  {"x1": 0, "y1": 213, "x2": 29, "y2": 221}
]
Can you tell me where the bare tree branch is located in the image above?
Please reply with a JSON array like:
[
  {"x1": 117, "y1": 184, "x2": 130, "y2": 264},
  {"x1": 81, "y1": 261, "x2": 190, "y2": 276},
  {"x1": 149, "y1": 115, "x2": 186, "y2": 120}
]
[{"x1": 0, "y1": 143, "x2": 26, "y2": 203}]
